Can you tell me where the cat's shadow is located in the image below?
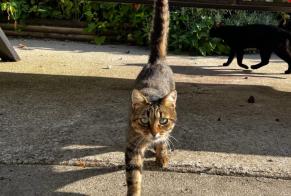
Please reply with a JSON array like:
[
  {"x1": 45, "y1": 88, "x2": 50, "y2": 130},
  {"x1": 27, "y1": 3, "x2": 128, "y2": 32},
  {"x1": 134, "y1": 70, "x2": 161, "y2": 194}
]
[{"x1": 125, "y1": 63, "x2": 287, "y2": 79}]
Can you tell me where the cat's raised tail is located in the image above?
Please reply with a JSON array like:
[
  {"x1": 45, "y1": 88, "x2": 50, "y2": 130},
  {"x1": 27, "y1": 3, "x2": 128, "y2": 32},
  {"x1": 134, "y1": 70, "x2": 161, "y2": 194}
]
[{"x1": 148, "y1": 0, "x2": 169, "y2": 65}]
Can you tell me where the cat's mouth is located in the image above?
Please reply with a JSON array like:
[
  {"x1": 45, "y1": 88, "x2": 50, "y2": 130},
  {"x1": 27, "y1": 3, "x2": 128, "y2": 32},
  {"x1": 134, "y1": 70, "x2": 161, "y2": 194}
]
[{"x1": 149, "y1": 133, "x2": 167, "y2": 143}]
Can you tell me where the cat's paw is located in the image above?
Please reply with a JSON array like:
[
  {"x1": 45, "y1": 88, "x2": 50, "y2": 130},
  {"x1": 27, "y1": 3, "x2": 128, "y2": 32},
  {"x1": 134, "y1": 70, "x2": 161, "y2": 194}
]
[
  {"x1": 222, "y1": 63, "x2": 230, "y2": 66},
  {"x1": 156, "y1": 156, "x2": 169, "y2": 168},
  {"x1": 251, "y1": 65, "x2": 266, "y2": 70},
  {"x1": 239, "y1": 64, "x2": 249, "y2": 69}
]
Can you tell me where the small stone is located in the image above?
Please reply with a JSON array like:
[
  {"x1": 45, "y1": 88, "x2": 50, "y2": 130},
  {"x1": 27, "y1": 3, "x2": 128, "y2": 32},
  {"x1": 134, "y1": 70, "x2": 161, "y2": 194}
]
[
  {"x1": 247, "y1": 96, "x2": 255, "y2": 103},
  {"x1": 17, "y1": 43, "x2": 27, "y2": 49},
  {"x1": 244, "y1": 77, "x2": 248, "y2": 79},
  {"x1": 275, "y1": 118, "x2": 280, "y2": 122},
  {"x1": 217, "y1": 117, "x2": 221, "y2": 121}
]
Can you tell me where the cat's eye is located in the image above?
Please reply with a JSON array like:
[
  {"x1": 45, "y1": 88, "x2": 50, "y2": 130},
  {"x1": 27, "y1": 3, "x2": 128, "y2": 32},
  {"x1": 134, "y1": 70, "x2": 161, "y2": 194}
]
[
  {"x1": 139, "y1": 117, "x2": 149, "y2": 125},
  {"x1": 159, "y1": 118, "x2": 168, "y2": 125}
]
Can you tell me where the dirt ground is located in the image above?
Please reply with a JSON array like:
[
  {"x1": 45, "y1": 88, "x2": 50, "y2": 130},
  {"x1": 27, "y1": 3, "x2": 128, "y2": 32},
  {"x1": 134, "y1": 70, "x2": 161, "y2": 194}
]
[{"x1": 0, "y1": 38, "x2": 291, "y2": 194}]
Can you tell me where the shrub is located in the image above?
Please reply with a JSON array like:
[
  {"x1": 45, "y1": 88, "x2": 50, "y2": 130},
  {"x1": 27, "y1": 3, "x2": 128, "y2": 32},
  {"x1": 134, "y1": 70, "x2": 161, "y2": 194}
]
[{"x1": 0, "y1": 1, "x2": 279, "y2": 55}]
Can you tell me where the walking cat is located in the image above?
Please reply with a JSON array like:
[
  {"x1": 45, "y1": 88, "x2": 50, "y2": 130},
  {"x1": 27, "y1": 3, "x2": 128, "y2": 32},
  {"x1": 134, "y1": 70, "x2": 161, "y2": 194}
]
[
  {"x1": 209, "y1": 23, "x2": 291, "y2": 74},
  {"x1": 125, "y1": 0, "x2": 177, "y2": 195}
]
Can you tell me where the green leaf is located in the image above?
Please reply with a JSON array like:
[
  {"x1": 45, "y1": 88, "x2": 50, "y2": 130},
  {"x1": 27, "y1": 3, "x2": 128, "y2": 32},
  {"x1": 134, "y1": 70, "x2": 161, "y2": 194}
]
[
  {"x1": 85, "y1": 22, "x2": 97, "y2": 32},
  {"x1": 94, "y1": 36, "x2": 106, "y2": 45}
]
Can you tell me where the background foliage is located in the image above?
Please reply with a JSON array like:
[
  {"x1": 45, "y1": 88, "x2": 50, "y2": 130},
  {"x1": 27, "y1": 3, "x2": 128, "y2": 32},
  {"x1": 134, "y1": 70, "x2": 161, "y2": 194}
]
[{"x1": 0, "y1": 1, "x2": 279, "y2": 55}]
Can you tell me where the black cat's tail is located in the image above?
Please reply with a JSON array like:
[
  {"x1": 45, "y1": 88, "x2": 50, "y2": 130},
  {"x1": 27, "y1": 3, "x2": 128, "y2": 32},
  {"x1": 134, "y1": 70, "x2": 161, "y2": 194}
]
[{"x1": 148, "y1": 0, "x2": 169, "y2": 65}]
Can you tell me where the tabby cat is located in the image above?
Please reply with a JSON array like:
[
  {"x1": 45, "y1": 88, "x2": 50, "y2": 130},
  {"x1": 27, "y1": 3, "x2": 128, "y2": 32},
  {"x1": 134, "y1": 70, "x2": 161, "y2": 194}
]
[
  {"x1": 209, "y1": 23, "x2": 291, "y2": 74},
  {"x1": 125, "y1": 0, "x2": 177, "y2": 195}
]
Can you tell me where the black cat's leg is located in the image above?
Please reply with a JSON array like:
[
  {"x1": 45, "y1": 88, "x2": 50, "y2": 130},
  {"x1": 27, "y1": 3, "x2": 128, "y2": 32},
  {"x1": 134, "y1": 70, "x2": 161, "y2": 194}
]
[
  {"x1": 276, "y1": 51, "x2": 291, "y2": 74},
  {"x1": 251, "y1": 49, "x2": 272, "y2": 70},
  {"x1": 236, "y1": 50, "x2": 248, "y2": 69},
  {"x1": 223, "y1": 49, "x2": 235, "y2": 66},
  {"x1": 274, "y1": 42, "x2": 291, "y2": 74}
]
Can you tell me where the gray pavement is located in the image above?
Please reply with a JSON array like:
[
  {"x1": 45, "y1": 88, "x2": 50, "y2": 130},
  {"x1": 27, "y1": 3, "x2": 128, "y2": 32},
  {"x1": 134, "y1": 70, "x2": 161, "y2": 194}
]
[
  {"x1": 1, "y1": 165, "x2": 291, "y2": 196},
  {"x1": 0, "y1": 38, "x2": 291, "y2": 195}
]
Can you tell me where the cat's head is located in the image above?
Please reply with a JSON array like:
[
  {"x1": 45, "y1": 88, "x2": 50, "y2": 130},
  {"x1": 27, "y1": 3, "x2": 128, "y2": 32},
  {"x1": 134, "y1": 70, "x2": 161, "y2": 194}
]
[
  {"x1": 209, "y1": 22, "x2": 225, "y2": 38},
  {"x1": 130, "y1": 89, "x2": 177, "y2": 143},
  {"x1": 278, "y1": 14, "x2": 291, "y2": 31}
]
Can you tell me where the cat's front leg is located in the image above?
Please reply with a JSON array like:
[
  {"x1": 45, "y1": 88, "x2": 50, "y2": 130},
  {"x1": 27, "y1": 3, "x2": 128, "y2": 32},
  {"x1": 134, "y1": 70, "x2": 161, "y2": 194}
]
[
  {"x1": 223, "y1": 49, "x2": 235, "y2": 66},
  {"x1": 155, "y1": 142, "x2": 169, "y2": 168},
  {"x1": 236, "y1": 50, "x2": 249, "y2": 69},
  {"x1": 125, "y1": 143, "x2": 146, "y2": 196},
  {"x1": 274, "y1": 47, "x2": 291, "y2": 74},
  {"x1": 251, "y1": 49, "x2": 271, "y2": 70}
]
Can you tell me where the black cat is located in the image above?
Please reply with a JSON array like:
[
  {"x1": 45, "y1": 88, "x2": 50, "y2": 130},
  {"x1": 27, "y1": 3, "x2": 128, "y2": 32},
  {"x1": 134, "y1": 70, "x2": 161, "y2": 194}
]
[{"x1": 209, "y1": 23, "x2": 291, "y2": 74}]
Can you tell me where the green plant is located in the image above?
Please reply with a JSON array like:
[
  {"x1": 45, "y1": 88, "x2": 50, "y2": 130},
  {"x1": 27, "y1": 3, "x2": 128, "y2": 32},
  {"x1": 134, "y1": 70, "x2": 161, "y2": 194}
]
[
  {"x1": 1, "y1": 0, "x2": 29, "y2": 25},
  {"x1": 0, "y1": 0, "x2": 85, "y2": 21},
  {"x1": 0, "y1": 1, "x2": 280, "y2": 55},
  {"x1": 224, "y1": 10, "x2": 278, "y2": 26},
  {"x1": 82, "y1": 3, "x2": 152, "y2": 45},
  {"x1": 169, "y1": 8, "x2": 225, "y2": 55}
]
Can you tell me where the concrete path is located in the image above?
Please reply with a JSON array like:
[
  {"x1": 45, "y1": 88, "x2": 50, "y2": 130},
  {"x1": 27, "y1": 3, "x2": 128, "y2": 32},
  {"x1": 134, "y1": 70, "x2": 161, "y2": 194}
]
[
  {"x1": 1, "y1": 165, "x2": 290, "y2": 196},
  {"x1": 0, "y1": 38, "x2": 291, "y2": 195}
]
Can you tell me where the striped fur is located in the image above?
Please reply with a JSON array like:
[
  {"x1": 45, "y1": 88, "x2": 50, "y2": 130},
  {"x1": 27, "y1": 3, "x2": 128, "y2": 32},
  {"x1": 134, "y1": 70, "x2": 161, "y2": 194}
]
[
  {"x1": 125, "y1": 142, "x2": 146, "y2": 196},
  {"x1": 148, "y1": 0, "x2": 169, "y2": 64},
  {"x1": 125, "y1": 0, "x2": 176, "y2": 195}
]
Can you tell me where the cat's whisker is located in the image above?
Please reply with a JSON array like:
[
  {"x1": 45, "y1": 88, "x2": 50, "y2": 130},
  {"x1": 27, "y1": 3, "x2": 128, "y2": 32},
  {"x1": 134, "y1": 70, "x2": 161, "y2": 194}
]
[
  {"x1": 164, "y1": 138, "x2": 174, "y2": 152},
  {"x1": 165, "y1": 140, "x2": 172, "y2": 152},
  {"x1": 169, "y1": 135, "x2": 179, "y2": 143},
  {"x1": 167, "y1": 138, "x2": 175, "y2": 151}
]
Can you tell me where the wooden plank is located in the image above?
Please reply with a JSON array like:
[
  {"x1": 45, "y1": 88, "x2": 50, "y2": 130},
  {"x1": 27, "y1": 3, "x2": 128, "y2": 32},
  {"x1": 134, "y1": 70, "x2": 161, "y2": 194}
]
[
  {"x1": 92, "y1": 0, "x2": 291, "y2": 12},
  {"x1": 0, "y1": 27, "x2": 20, "y2": 62},
  {"x1": 0, "y1": 23, "x2": 94, "y2": 35},
  {"x1": 4, "y1": 30, "x2": 96, "y2": 42}
]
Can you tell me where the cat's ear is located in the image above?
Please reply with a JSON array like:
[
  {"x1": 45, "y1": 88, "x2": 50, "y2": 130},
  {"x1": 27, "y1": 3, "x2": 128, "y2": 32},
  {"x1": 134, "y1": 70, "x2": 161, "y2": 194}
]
[
  {"x1": 131, "y1": 89, "x2": 148, "y2": 108},
  {"x1": 162, "y1": 90, "x2": 177, "y2": 108}
]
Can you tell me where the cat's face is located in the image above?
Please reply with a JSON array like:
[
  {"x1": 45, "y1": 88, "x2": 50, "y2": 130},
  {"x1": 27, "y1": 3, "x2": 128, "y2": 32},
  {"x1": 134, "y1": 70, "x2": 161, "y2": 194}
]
[{"x1": 130, "y1": 89, "x2": 177, "y2": 143}]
